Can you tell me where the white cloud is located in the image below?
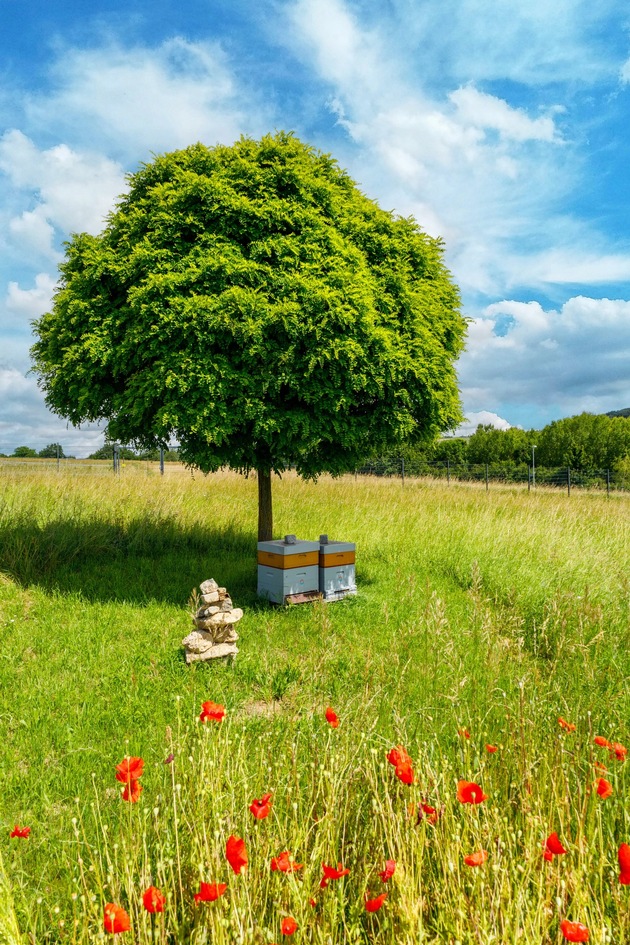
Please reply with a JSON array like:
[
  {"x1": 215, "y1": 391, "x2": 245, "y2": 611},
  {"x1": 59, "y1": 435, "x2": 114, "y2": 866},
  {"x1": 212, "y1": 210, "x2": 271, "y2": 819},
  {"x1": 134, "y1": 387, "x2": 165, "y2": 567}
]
[
  {"x1": 25, "y1": 38, "x2": 266, "y2": 159},
  {"x1": 286, "y1": 0, "x2": 568, "y2": 297},
  {"x1": 0, "y1": 368, "x2": 105, "y2": 457},
  {"x1": 458, "y1": 296, "x2": 630, "y2": 415},
  {"x1": 0, "y1": 367, "x2": 32, "y2": 398},
  {"x1": 8, "y1": 209, "x2": 57, "y2": 259},
  {"x1": 455, "y1": 411, "x2": 514, "y2": 436},
  {"x1": 6, "y1": 273, "x2": 56, "y2": 319},
  {"x1": 449, "y1": 86, "x2": 559, "y2": 142},
  {"x1": 0, "y1": 130, "x2": 126, "y2": 238},
  {"x1": 505, "y1": 250, "x2": 630, "y2": 286}
]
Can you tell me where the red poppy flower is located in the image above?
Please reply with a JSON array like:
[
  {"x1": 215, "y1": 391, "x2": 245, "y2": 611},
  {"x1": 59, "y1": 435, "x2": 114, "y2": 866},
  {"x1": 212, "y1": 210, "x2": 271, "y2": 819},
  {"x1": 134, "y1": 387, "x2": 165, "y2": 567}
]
[
  {"x1": 458, "y1": 728, "x2": 471, "y2": 739},
  {"x1": 142, "y1": 886, "x2": 165, "y2": 913},
  {"x1": 596, "y1": 777, "x2": 613, "y2": 798},
  {"x1": 271, "y1": 851, "x2": 303, "y2": 873},
  {"x1": 115, "y1": 756, "x2": 144, "y2": 784},
  {"x1": 104, "y1": 903, "x2": 131, "y2": 934},
  {"x1": 485, "y1": 744, "x2": 498, "y2": 753},
  {"x1": 365, "y1": 892, "x2": 387, "y2": 912},
  {"x1": 387, "y1": 745, "x2": 412, "y2": 768},
  {"x1": 250, "y1": 793, "x2": 273, "y2": 819},
  {"x1": 464, "y1": 849, "x2": 487, "y2": 867},
  {"x1": 610, "y1": 742, "x2": 627, "y2": 761},
  {"x1": 200, "y1": 701, "x2": 226, "y2": 723},
  {"x1": 618, "y1": 843, "x2": 630, "y2": 885},
  {"x1": 560, "y1": 919, "x2": 590, "y2": 942},
  {"x1": 594, "y1": 760, "x2": 607, "y2": 772},
  {"x1": 417, "y1": 802, "x2": 439, "y2": 825},
  {"x1": 457, "y1": 780, "x2": 487, "y2": 804},
  {"x1": 379, "y1": 859, "x2": 396, "y2": 882},
  {"x1": 325, "y1": 707, "x2": 339, "y2": 728},
  {"x1": 281, "y1": 917, "x2": 298, "y2": 936},
  {"x1": 558, "y1": 717, "x2": 576, "y2": 732},
  {"x1": 226, "y1": 835, "x2": 248, "y2": 874},
  {"x1": 543, "y1": 832, "x2": 567, "y2": 860},
  {"x1": 122, "y1": 779, "x2": 143, "y2": 803},
  {"x1": 594, "y1": 736, "x2": 611, "y2": 748},
  {"x1": 10, "y1": 825, "x2": 30, "y2": 838},
  {"x1": 194, "y1": 882, "x2": 227, "y2": 903},
  {"x1": 309, "y1": 897, "x2": 317, "y2": 907},
  {"x1": 394, "y1": 760, "x2": 414, "y2": 785},
  {"x1": 320, "y1": 862, "x2": 350, "y2": 888}
]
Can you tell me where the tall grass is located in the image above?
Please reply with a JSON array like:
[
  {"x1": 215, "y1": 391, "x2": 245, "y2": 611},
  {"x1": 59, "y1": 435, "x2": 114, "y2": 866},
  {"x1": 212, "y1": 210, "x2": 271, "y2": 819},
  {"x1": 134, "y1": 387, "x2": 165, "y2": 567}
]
[{"x1": 0, "y1": 465, "x2": 629, "y2": 942}]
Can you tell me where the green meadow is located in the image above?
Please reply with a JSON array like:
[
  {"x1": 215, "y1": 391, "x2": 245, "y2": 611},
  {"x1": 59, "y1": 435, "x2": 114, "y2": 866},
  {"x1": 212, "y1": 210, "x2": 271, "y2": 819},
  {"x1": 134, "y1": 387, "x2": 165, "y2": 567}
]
[{"x1": 0, "y1": 464, "x2": 629, "y2": 944}]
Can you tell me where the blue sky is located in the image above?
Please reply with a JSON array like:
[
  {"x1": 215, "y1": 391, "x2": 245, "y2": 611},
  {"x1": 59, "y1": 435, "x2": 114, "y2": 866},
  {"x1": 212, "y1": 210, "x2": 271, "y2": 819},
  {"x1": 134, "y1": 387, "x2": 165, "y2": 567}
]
[{"x1": 2, "y1": 0, "x2": 630, "y2": 455}]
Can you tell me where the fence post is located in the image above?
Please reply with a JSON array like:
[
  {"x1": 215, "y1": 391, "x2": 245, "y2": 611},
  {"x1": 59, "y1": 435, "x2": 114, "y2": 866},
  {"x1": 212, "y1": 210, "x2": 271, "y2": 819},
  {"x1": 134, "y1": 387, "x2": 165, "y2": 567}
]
[
  {"x1": 113, "y1": 443, "x2": 120, "y2": 474},
  {"x1": 528, "y1": 465, "x2": 531, "y2": 492},
  {"x1": 401, "y1": 457, "x2": 405, "y2": 488},
  {"x1": 567, "y1": 467, "x2": 571, "y2": 497},
  {"x1": 607, "y1": 468, "x2": 610, "y2": 497},
  {"x1": 160, "y1": 447, "x2": 165, "y2": 476},
  {"x1": 485, "y1": 464, "x2": 489, "y2": 492}
]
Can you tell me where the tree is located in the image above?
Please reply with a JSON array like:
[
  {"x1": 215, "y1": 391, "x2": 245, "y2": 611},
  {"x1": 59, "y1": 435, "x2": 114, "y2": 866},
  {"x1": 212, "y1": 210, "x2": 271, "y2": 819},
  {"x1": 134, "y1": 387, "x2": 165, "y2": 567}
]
[
  {"x1": 12, "y1": 446, "x2": 37, "y2": 458},
  {"x1": 38, "y1": 443, "x2": 65, "y2": 458},
  {"x1": 88, "y1": 443, "x2": 137, "y2": 460},
  {"x1": 31, "y1": 133, "x2": 466, "y2": 540}
]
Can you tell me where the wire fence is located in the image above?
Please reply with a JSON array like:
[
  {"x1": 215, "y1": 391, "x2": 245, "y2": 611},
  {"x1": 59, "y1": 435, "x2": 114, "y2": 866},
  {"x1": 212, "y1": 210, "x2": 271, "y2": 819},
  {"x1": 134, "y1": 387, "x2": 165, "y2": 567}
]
[
  {"x1": 1, "y1": 456, "x2": 629, "y2": 495},
  {"x1": 354, "y1": 459, "x2": 629, "y2": 494}
]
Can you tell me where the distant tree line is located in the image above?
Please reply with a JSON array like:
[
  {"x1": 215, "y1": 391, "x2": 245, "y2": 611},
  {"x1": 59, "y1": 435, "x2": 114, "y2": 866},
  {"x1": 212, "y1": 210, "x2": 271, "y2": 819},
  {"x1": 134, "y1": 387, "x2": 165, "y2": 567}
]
[
  {"x1": 390, "y1": 411, "x2": 630, "y2": 474},
  {"x1": 0, "y1": 443, "x2": 73, "y2": 459},
  {"x1": 87, "y1": 443, "x2": 181, "y2": 462},
  {"x1": 0, "y1": 442, "x2": 179, "y2": 461}
]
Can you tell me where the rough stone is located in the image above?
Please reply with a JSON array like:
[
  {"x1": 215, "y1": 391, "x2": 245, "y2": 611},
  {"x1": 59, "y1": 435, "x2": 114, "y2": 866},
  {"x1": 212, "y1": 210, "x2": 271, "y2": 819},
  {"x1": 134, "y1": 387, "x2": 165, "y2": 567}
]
[
  {"x1": 199, "y1": 579, "x2": 219, "y2": 595},
  {"x1": 196, "y1": 605, "x2": 220, "y2": 619},
  {"x1": 182, "y1": 629, "x2": 216, "y2": 653},
  {"x1": 185, "y1": 642, "x2": 238, "y2": 663}
]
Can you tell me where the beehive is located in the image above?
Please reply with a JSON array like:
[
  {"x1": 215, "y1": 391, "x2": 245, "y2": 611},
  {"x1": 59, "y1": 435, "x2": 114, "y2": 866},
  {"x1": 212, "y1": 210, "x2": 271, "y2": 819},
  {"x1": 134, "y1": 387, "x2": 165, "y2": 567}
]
[
  {"x1": 257, "y1": 535, "x2": 320, "y2": 603},
  {"x1": 318, "y1": 534, "x2": 357, "y2": 600}
]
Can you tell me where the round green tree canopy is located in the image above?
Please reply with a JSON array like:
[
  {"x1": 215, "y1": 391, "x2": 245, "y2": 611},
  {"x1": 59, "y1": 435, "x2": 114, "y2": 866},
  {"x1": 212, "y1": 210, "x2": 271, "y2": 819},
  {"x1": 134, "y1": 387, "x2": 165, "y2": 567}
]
[{"x1": 32, "y1": 132, "x2": 466, "y2": 478}]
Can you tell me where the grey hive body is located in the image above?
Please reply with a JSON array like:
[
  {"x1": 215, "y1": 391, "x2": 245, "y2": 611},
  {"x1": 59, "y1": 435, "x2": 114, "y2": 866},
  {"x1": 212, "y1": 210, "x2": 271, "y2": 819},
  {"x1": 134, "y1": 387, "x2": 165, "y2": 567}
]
[
  {"x1": 318, "y1": 538, "x2": 357, "y2": 600},
  {"x1": 257, "y1": 537, "x2": 320, "y2": 603}
]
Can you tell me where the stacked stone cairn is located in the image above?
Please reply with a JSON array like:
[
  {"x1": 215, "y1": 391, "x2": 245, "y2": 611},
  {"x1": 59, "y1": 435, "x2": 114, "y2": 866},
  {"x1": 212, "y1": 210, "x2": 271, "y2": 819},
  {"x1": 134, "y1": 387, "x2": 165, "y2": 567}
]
[{"x1": 182, "y1": 579, "x2": 243, "y2": 664}]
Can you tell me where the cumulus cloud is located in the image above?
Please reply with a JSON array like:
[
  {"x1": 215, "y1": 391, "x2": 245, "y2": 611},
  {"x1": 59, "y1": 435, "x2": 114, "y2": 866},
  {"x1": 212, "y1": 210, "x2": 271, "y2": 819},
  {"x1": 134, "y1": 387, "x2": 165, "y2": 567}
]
[
  {"x1": 8, "y1": 209, "x2": 58, "y2": 259},
  {"x1": 6, "y1": 273, "x2": 56, "y2": 319},
  {"x1": 0, "y1": 130, "x2": 126, "y2": 238},
  {"x1": 25, "y1": 38, "x2": 267, "y2": 160},
  {"x1": 455, "y1": 411, "x2": 514, "y2": 436},
  {"x1": 458, "y1": 296, "x2": 630, "y2": 416}
]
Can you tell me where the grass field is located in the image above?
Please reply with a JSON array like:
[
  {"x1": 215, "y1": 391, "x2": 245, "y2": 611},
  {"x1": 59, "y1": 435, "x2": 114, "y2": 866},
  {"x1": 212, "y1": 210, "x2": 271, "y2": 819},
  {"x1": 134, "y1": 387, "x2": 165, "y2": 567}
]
[{"x1": 0, "y1": 464, "x2": 629, "y2": 944}]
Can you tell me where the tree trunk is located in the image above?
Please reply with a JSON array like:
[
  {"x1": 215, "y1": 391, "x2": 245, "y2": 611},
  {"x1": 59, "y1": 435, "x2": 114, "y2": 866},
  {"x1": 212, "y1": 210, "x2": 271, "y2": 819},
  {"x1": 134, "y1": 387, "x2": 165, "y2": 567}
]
[{"x1": 257, "y1": 468, "x2": 273, "y2": 542}]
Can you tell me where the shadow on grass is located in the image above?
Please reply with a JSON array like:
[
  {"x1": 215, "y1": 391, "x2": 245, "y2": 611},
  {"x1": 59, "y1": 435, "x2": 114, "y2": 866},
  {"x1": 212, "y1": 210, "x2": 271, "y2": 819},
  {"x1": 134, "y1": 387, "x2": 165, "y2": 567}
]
[{"x1": 0, "y1": 515, "x2": 272, "y2": 608}]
